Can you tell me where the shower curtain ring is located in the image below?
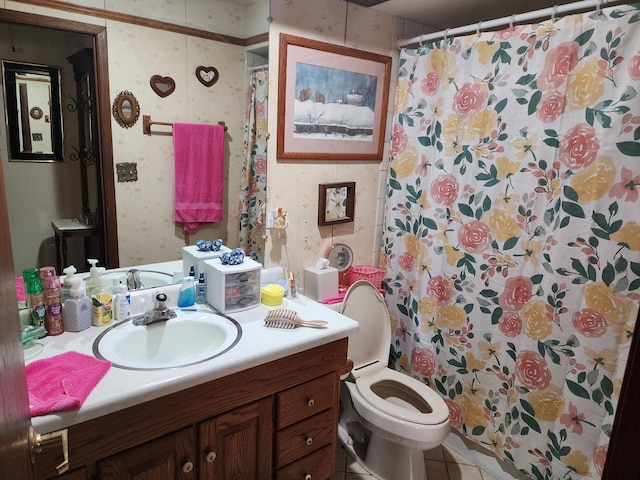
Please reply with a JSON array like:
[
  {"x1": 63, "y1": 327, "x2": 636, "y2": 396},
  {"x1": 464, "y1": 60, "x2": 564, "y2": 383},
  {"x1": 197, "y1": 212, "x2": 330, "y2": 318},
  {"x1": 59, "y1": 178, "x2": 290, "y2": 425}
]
[
  {"x1": 551, "y1": 5, "x2": 558, "y2": 22},
  {"x1": 596, "y1": 0, "x2": 603, "y2": 16},
  {"x1": 510, "y1": 14, "x2": 516, "y2": 29},
  {"x1": 476, "y1": 22, "x2": 482, "y2": 37},
  {"x1": 443, "y1": 28, "x2": 449, "y2": 42}
]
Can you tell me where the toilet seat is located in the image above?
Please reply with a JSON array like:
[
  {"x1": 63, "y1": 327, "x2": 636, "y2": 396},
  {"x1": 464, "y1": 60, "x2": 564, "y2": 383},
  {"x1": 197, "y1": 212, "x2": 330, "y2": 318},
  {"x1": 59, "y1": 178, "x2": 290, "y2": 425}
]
[{"x1": 355, "y1": 364, "x2": 449, "y2": 425}]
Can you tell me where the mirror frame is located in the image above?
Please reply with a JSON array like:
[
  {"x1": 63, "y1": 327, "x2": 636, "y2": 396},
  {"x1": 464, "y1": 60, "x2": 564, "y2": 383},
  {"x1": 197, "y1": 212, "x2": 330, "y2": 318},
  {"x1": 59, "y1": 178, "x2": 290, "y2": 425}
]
[
  {"x1": 2, "y1": 60, "x2": 64, "y2": 162},
  {"x1": 111, "y1": 90, "x2": 140, "y2": 128}
]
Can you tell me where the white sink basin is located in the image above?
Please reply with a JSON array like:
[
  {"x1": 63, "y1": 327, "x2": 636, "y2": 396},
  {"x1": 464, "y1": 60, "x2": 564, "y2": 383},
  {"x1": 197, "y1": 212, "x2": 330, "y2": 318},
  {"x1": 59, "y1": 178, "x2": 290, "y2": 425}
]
[
  {"x1": 101, "y1": 269, "x2": 175, "y2": 289},
  {"x1": 93, "y1": 309, "x2": 241, "y2": 370}
]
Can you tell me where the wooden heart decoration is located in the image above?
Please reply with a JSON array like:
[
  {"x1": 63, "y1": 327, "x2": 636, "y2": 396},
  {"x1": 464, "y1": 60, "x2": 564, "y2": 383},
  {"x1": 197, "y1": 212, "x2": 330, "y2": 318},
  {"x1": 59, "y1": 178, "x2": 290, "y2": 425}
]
[
  {"x1": 196, "y1": 66, "x2": 219, "y2": 87},
  {"x1": 150, "y1": 75, "x2": 175, "y2": 98}
]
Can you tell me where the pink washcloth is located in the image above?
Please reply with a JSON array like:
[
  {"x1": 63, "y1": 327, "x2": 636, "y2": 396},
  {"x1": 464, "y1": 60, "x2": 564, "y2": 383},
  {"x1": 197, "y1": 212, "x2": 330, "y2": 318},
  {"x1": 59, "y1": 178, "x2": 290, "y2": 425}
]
[
  {"x1": 173, "y1": 123, "x2": 225, "y2": 232},
  {"x1": 26, "y1": 351, "x2": 111, "y2": 417}
]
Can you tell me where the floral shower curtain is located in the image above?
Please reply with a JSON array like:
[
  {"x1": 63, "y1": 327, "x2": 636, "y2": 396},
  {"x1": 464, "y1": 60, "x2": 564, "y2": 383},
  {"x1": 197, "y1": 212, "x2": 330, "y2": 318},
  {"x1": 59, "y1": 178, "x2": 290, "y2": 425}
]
[
  {"x1": 385, "y1": 4, "x2": 640, "y2": 479},
  {"x1": 239, "y1": 68, "x2": 268, "y2": 263}
]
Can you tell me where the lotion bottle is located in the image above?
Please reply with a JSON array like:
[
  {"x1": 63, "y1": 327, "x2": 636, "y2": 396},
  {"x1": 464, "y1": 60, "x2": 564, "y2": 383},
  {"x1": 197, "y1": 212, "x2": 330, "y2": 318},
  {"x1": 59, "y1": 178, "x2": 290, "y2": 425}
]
[
  {"x1": 114, "y1": 284, "x2": 131, "y2": 321},
  {"x1": 63, "y1": 278, "x2": 91, "y2": 332}
]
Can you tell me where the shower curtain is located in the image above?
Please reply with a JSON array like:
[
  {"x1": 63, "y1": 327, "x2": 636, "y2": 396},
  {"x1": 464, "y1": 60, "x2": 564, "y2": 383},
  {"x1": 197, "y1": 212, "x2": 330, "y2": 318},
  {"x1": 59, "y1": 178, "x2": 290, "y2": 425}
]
[
  {"x1": 239, "y1": 68, "x2": 268, "y2": 263},
  {"x1": 385, "y1": 4, "x2": 640, "y2": 479}
]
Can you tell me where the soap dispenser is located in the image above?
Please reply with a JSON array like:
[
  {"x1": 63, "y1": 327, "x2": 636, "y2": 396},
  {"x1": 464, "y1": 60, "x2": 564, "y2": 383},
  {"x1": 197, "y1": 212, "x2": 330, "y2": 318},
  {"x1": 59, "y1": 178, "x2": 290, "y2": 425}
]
[
  {"x1": 85, "y1": 259, "x2": 100, "y2": 298},
  {"x1": 177, "y1": 277, "x2": 196, "y2": 307},
  {"x1": 64, "y1": 278, "x2": 91, "y2": 332},
  {"x1": 61, "y1": 265, "x2": 77, "y2": 302},
  {"x1": 91, "y1": 269, "x2": 113, "y2": 327}
]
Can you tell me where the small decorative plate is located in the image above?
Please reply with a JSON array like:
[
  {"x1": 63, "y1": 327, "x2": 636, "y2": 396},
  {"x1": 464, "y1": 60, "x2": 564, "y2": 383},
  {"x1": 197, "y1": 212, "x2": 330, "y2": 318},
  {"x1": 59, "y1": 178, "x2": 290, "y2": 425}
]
[
  {"x1": 326, "y1": 243, "x2": 353, "y2": 272},
  {"x1": 30, "y1": 106, "x2": 43, "y2": 120}
]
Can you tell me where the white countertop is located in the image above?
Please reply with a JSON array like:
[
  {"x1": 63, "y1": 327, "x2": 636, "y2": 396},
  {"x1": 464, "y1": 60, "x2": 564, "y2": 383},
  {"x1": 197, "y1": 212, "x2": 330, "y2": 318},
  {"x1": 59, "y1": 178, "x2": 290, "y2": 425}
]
[{"x1": 27, "y1": 261, "x2": 359, "y2": 434}]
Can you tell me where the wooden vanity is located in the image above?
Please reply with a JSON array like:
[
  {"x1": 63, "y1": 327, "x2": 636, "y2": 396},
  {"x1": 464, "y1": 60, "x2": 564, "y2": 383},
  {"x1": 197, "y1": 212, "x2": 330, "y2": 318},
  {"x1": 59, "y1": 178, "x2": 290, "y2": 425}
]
[{"x1": 33, "y1": 338, "x2": 348, "y2": 480}]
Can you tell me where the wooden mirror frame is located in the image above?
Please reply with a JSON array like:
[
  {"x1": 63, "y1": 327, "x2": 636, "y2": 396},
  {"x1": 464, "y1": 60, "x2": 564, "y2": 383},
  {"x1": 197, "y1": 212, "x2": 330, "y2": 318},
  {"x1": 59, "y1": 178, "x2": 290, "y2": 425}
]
[{"x1": 111, "y1": 90, "x2": 140, "y2": 128}]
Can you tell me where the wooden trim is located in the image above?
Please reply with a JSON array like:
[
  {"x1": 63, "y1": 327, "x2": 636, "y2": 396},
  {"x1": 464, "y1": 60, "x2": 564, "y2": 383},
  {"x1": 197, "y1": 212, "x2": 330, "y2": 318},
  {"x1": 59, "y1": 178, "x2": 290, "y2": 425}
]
[{"x1": 11, "y1": 0, "x2": 268, "y2": 46}]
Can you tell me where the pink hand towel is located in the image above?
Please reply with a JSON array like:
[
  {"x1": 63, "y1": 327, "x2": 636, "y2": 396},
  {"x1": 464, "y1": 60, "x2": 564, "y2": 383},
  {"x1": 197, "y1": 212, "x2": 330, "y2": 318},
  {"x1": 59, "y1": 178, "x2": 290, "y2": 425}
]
[
  {"x1": 26, "y1": 351, "x2": 111, "y2": 417},
  {"x1": 173, "y1": 123, "x2": 225, "y2": 232}
]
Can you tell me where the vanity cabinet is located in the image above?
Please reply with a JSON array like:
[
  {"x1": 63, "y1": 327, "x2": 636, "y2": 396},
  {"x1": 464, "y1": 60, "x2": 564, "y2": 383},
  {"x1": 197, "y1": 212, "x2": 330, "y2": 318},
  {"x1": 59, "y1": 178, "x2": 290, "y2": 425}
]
[{"x1": 33, "y1": 339, "x2": 347, "y2": 480}]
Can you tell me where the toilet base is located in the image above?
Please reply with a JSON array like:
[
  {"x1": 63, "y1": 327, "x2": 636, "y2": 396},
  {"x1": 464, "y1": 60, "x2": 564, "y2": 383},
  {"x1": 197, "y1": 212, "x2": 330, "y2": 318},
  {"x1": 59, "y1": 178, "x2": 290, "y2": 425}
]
[{"x1": 338, "y1": 422, "x2": 428, "y2": 480}]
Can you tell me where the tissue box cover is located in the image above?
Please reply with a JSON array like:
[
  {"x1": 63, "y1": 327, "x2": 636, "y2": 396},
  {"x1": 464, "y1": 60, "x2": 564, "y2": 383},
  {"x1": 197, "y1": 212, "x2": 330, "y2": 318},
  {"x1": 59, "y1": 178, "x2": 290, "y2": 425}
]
[
  {"x1": 183, "y1": 244, "x2": 231, "y2": 277},
  {"x1": 204, "y1": 258, "x2": 261, "y2": 313},
  {"x1": 304, "y1": 266, "x2": 338, "y2": 302}
]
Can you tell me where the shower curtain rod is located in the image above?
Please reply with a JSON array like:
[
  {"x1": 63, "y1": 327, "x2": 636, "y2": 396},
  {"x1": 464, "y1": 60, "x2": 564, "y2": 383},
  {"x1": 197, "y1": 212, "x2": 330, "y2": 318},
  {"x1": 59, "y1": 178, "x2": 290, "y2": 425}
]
[
  {"x1": 249, "y1": 64, "x2": 268, "y2": 72},
  {"x1": 397, "y1": 0, "x2": 620, "y2": 48}
]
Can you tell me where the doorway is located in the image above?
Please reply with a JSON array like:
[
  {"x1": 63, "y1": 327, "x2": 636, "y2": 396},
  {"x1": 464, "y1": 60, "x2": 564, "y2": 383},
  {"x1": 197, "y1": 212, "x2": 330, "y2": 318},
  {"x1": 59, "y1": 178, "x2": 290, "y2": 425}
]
[{"x1": 0, "y1": 9, "x2": 118, "y2": 274}]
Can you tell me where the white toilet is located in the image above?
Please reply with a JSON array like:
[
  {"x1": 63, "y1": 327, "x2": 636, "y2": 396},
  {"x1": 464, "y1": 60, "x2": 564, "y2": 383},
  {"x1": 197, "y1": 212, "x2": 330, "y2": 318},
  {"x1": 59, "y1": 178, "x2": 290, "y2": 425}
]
[{"x1": 339, "y1": 280, "x2": 450, "y2": 480}]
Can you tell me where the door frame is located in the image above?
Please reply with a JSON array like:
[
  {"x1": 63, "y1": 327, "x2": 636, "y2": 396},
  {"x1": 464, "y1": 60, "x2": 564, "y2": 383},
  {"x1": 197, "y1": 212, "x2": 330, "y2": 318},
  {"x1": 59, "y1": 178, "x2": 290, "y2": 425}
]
[{"x1": 0, "y1": 8, "x2": 119, "y2": 268}]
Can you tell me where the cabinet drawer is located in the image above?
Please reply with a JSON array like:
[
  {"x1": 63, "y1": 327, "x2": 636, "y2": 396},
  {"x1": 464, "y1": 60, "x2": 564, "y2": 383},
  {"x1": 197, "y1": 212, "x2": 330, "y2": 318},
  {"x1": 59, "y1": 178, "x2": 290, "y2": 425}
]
[
  {"x1": 276, "y1": 374, "x2": 336, "y2": 429},
  {"x1": 275, "y1": 444, "x2": 334, "y2": 480},
  {"x1": 276, "y1": 408, "x2": 335, "y2": 467}
]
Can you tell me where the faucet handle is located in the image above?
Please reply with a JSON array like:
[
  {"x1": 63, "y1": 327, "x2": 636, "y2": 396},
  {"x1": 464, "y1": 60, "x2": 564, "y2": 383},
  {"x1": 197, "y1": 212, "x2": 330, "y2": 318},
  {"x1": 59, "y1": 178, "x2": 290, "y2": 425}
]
[{"x1": 154, "y1": 292, "x2": 168, "y2": 306}]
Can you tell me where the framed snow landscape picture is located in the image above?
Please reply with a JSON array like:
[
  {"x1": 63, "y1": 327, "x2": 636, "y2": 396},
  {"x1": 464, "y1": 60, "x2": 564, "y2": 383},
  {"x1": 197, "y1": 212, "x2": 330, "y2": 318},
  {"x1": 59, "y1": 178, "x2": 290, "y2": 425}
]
[{"x1": 277, "y1": 34, "x2": 391, "y2": 161}]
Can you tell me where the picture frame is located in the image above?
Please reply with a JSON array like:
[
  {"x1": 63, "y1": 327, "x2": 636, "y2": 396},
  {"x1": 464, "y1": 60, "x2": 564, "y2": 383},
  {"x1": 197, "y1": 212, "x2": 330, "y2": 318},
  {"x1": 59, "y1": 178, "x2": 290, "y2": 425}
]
[
  {"x1": 318, "y1": 182, "x2": 355, "y2": 226},
  {"x1": 277, "y1": 34, "x2": 391, "y2": 161}
]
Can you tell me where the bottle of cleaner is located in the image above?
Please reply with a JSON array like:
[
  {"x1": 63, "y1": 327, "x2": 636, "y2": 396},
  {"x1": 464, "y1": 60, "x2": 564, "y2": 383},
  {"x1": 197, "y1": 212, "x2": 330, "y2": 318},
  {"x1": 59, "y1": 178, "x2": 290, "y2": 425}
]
[
  {"x1": 91, "y1": 270, "x2": 113, "y2": 326},
  {"x1": 177, "y1": 277, "x2": 196, "y2": 307},
  {"x1": 63, "y1": 278, "x2": 91, "y2": 332},
  {"x1": 85, "y1": 259, "x2": 100, "y2": 298},
  {"x1": 114, "y1": 284, "x2": 131, "y2": 322},
  {"x1": 61, "y1": 265, "x2": 77, "y2": 302},
  {"x1": 39, "y1": 266, "x2": 64, "y2": 336},
  {"x1": 196, "y1": 272, "x2": 206, "y2": 304}
]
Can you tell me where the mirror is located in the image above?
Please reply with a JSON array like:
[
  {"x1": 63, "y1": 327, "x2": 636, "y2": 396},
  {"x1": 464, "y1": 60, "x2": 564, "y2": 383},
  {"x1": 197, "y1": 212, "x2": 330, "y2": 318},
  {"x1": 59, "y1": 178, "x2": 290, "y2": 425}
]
[
  {"x1": 2, "y1": 60, "x2": 63, "y2": 162},
  {"x1": 111, "y1": 90, "x2": 140, "y2": 128}
]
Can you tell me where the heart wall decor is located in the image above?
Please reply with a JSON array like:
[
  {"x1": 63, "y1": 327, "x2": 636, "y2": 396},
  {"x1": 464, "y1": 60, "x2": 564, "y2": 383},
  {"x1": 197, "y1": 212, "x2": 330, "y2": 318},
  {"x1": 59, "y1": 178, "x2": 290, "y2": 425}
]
[
  {"x1": 196, "y1": 66, "x2": 219, "y2": 87},
  {"x1": 150, "y1": 75, "x2": 176, "y2": 98}
]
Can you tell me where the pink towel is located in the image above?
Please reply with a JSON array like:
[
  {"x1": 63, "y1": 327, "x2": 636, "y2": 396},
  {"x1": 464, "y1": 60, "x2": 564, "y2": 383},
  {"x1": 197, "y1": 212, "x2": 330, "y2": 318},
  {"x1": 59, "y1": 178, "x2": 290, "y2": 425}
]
[
  {"x1": 173, "y1": 123, "x2": 225, "y2": 232},
  {"x1": 26, "y1": 351, "x2": 111, "y2": 417}
]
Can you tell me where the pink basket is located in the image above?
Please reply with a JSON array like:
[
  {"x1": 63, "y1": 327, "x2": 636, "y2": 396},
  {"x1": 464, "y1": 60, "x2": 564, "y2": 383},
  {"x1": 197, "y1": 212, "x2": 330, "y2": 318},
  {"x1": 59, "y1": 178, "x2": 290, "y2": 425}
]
[{"x1": 345, "y1": 265, "x2": 385, "y2": 288}]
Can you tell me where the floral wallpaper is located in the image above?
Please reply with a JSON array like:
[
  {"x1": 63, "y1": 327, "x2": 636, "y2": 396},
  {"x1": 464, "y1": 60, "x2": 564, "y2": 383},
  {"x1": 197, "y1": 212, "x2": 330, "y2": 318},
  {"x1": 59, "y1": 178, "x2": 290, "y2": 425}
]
[{"x1": 384, "y1": 5, "x2": 640, "y2": 479}]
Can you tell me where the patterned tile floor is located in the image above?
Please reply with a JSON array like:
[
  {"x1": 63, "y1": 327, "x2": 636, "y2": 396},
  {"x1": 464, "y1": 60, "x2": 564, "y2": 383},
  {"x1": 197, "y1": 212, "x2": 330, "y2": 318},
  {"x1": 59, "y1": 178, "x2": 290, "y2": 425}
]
[{"x1": 331, "y1": 442, "x2": 499, "y2": 480}]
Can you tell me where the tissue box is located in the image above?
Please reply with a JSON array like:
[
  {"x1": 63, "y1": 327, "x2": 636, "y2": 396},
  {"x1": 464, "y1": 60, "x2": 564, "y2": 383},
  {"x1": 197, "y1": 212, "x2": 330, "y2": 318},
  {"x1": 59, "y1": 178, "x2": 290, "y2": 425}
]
[
  {"x1": 204, "y1": 258, "x2": 261, "y2": 313},
  {"x1": 304, "y1": 266, "x2": 338, "y2": 302},
  {"x1": 183, "y1": 244, "x2": 231, "y2": 277}
]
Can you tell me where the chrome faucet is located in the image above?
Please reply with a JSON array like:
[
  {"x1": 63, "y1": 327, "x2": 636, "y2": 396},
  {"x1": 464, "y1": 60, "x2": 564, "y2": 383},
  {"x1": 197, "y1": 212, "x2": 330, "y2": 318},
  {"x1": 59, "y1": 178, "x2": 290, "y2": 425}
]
[
  {"x1": 126, "y1": 269, "x2": 144, "y2": 290},
  {"x1": 133, "y1": 292, "x2": 177, "y2": 326}
]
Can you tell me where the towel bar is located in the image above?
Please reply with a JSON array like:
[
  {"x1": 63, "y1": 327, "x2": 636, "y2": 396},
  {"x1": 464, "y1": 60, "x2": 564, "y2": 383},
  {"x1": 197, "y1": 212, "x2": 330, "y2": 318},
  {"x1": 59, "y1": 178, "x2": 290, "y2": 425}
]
[{"x1": 142, "y1": 115, "x2": 227, "y2": 136}]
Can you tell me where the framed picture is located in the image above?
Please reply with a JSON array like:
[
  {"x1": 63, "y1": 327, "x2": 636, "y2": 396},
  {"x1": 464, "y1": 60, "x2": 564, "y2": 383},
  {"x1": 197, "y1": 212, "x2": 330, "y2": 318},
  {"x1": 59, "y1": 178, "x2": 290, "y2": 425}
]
[
  {"x1": 277, "y1": 34, "x2": 391, "y2": 161},
  {"x1": 318, "y1": 182, "x2": 355, "y2": 226}
]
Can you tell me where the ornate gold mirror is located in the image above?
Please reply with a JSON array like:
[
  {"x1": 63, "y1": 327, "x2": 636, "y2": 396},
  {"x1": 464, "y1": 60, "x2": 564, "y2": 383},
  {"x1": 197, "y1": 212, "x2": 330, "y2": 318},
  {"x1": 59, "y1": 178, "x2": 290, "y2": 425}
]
[{"x1": 111, "y1": 90, "x2": 140, "y2": 128}]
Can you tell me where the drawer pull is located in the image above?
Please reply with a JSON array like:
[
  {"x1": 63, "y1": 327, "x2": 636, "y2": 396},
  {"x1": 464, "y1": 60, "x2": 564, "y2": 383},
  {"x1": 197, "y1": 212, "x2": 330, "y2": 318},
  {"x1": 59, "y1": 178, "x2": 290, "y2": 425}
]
[
  {"x1": 305, "y1": 436, "x2": 313, "y2": 446},
  {"x1": 307, "y1": 399, "x2": 315, "y2": 407},
  {"x1": 181, "y1": 459, "x2": 194, "y2": 473},
  {"x1": 204, "y1": 448, "x2": 217, "y2": 463},
  {"x1": 304, "y1": 475, "x2": 312, "y2": 480}
]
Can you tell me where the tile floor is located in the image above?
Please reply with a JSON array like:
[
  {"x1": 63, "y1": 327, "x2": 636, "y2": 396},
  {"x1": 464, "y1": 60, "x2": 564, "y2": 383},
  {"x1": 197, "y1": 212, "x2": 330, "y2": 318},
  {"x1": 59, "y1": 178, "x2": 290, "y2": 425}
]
[{"x1": 331, "y1": 442, "x2": 499, "y2": 480}]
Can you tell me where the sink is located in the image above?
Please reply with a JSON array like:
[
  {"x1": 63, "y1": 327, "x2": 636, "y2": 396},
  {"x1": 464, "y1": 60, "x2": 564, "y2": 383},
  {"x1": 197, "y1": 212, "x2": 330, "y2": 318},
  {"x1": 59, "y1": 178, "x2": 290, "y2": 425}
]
[
  {"x1": 101, "y1": 269, "x2": 174, "y2": 290},
  {"x1": 92, "y1": 309, "x2": 242, "y2": 370}
]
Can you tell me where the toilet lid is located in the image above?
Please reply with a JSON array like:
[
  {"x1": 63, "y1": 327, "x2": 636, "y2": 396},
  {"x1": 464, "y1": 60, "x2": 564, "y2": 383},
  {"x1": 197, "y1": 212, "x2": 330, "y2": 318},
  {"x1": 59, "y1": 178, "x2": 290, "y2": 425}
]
[
  {"x1": 340, "y1": 280, "x2": 390, "y2": 371},
  {"x1": 355, "y1": 367, "x2": 450, "y2": 425}
]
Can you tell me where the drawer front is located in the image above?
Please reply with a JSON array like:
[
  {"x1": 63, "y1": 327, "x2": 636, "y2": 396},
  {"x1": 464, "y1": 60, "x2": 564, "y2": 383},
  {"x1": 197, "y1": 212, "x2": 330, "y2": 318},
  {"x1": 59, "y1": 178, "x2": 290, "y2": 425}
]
[
  {"x1": 276, "y1": 409, "x2": 335, "y2": 467},
  {"x1": 276, "y1": 374, "x2": 336, "y2": 429},
  {"x1": 275, "y1": 444, "x2": 334, "y2": 480}
]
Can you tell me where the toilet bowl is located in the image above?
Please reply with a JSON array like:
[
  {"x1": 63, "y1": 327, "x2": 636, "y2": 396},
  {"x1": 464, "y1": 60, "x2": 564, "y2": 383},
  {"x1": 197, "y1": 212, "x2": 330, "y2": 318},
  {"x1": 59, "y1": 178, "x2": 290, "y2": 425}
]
[{"x1": 339, "y1": 280, "x2": 450, "y2": 480}]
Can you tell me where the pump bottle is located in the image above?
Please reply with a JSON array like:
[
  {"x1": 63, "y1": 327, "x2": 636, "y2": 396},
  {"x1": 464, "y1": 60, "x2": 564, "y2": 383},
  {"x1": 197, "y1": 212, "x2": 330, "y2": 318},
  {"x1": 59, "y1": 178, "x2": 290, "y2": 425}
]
[
  {"x1": 61, "y1": 265, "x2": 77, "y2": 302},
  {"x1": 63, "y1": 278, "x2": 91, "y2": 332},
  {"x1": 85, "y1": 259, "x2": 100, "y2": 298},
  {"x1": 91, "y1": 270, "x2": 113, "y2": 326}
]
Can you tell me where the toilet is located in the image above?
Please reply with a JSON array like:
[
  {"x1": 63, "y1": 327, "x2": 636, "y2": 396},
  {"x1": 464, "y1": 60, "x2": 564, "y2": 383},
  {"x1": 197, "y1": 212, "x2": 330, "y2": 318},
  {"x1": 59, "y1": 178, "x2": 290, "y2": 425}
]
[{"x1": 338, "y1": 280, "x2": 450, "y2": 480}]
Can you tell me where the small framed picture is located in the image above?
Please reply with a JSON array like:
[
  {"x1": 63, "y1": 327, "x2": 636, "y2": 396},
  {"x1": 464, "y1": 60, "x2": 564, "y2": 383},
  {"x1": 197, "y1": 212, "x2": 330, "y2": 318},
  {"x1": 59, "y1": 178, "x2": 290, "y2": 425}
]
[{"x1": 318, "y1": 182, "x2": 355, "y2": 226}]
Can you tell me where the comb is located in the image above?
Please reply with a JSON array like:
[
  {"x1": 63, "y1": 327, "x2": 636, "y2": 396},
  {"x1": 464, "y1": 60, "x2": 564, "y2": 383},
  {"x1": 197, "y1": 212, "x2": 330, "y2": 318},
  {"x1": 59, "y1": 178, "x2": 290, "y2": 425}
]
[{"x1": 264, "y1": 308, "x2": 328, "y2": 329}]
